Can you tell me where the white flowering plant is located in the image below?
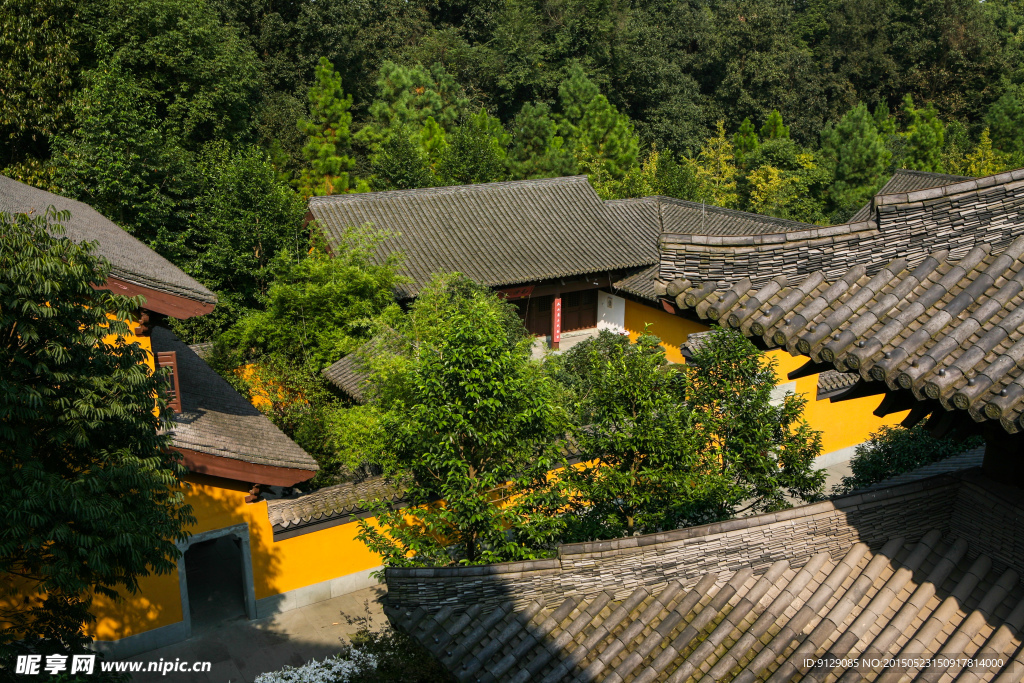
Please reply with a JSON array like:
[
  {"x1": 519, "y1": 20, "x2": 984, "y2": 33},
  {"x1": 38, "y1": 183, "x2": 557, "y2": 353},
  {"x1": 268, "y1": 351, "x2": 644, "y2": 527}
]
[{"x1": 253, "y1": 649, "x2": 378, "y2": 683}]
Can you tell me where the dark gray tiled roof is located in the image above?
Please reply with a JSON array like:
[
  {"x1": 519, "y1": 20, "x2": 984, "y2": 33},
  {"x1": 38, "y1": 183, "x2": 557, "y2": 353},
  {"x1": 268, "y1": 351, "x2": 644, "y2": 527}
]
[
  {"x1": 386, "y1": 476, "x2": 1024, "y2": 682},
  {"x1": 663, "y1": 231, "x2": 1024, "y2": 435},
  {"x1": 659, "y1": 196, "x2": 819, "y2": 236},
  {"x1": 848, "y1": 169, "x2": 974, "y2": 222},
  {"x1": 152, "y1": 326, "x2": 318, "y2": 472},
  {"x1": 603, "y1": 196, "x2": 660, "y2": 250},
  {"x1": 0, "y1": 175, "x2": 216, "y2": 305},
  {"x1": 611, "y1": 264, "x2": 660, "y2": 301},
  {"x1": 322, "y1": 353, "x2": 369, "y2": 402},
  {"x1": 660, "y1": 168, "x2": 1024, "y2": 294},
  {"x1": 816, "y1": 368, "x2": 860, "y2": 399},
  {"x1": 266, "y1": 476, "x2": 402, "y2": 535},
  {"x1": 309, "y1": 177, "x2": 656, "y2": 298}
]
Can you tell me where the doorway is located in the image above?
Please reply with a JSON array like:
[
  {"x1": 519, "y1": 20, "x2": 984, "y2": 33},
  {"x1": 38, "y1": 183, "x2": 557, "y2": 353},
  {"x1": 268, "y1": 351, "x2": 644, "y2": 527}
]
[{"x1": 176, "y1": 523, "x2": 257, "y2": 637}]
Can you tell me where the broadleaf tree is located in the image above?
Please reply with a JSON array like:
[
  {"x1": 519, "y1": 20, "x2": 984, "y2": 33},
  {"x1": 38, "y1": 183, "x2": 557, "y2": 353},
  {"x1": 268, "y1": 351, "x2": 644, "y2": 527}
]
[
  {"x1": 0, "y1": 210, "x2": 194, "y2": 665},
  {"x1": 356, "y1": 275, "x2": 569, "y2": 567}
]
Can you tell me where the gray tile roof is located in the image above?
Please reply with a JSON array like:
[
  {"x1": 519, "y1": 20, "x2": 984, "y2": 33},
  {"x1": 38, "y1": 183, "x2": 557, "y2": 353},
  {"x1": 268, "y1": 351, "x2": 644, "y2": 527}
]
[
  {"x1": 308, "y1": 177, "x2": 656, "y2": 298},
  {"x1": 611, "y1": 264, "x2": 661, "y2": 301},
  {"x1": 848, "y1": 169, "x2": 974, "y2": 222},
  {"x1": 816, "y1": 368, "x2": 860, "y2": 399},
  {"x1": 660, "y1": 168, "x2": 1024, "y2": 295},
  {"x1": 662, "y1": 231, "x2": 1024, "y2": 435},
  {"x1": 0, "y1": 175, "x2": 216, "y2": 305},
  {"x1": 658, "y1": 196, "x2": 819, "y2": 236},
  {"x1": 151, "y1": 326, "x2": 318, "y2": 472},
  {"x1": 322, "y1": 353, "x2": 369, "y2": 402},
  {"x1": 386, "y1": 475, "x2": 1024, "y2": 682},
  {"x1": 266, "y1": 476, "x2": 402, "y2": 535}
]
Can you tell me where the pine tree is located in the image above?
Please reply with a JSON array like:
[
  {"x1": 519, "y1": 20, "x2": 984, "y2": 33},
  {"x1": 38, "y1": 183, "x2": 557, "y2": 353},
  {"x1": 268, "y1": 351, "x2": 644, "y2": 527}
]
[
  {"x1": 507, "y1": 102, "x2": 576, "y2": 179},
  {"x1": 823, "y1": 103, "x2": 891, "y2": 212},
  {"x1": 354, "y1": 61, "x2": 469, "y2": 157},
  {"x1": 732, "y1": 117, "x2": 760, "y2": 165},
  {"x1": 760, "y1": 109, "x2": 789, "y2": 140},
  {"x1": 558, "y1": 66, "x2": 639, "y2": 181},
  {"x1": 985, "y1": 91, "x2": 1024, "y2": 158},
  {"x1": 900, "y1": 95, "x2": 944, "y2": 173},
  {"x1": 296, "y1": 57, "x2": 356, "y2": 197}
]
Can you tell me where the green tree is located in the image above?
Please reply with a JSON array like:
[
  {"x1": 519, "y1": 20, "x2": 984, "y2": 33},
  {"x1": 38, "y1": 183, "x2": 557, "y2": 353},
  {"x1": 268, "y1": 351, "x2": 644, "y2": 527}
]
[
  {"x1": 684, "y1": 327, "x2": 824, "y2": 514},
  {"x1": 356, "y1": 275, "x2": 568, "y2": 566},
  {"x1": 0, "y1": 0, "x2": 79, "y2": 165},
  {"x1": 297, "y1": 57, "x2": 357, "y2": 198},
  {"x1": 370, "y1": 127, "x2": 437, "y2": 191},
  {"x1": 822, "y1": 103, "x2": 892, "y2": 214},
  {"x1": 732, "y1": 117, "x2": 760, "y2": 166},
  {"x1": 557, "y1": 331, "x2": 729, "y2": 539},
  {"x1": 436, "y1": 109, "x2": 510, "y2": 185},
  {"x1": 507, "y1": 102, "x2": 576, "y2": 179},
  {"x1": 170, "y1": 143, "x2": 307, "y2": 342},
  {"x1": 218, "y1": 227, "x2": 403, "y2": 371},
  {"x1": 558, "y1": 65, "x2": 639, "y2": 181},
  {"x1": 900, "y1": 95, "x2": 945, "y2": 172},
  {"x1": 985, "y1": 90, "x2": 1024, "y2": 158},
  {"x1": 760, "y1": 109, "x2": 790, "y2": 140},
  {"x1": 832, "y1": 423, "x2": 983, "y2": 495},
  {"x1": 354, "y1": 61, "x2": 469, "y2": 157},
  {"x1": 52, "y1": 66, "x2": 175, "y2": 246},
  {"x1": 0, "y1": 210, "x2": 194, "y2": 662},
  {"x1": 89, "y1": 0, "x2": 261, "y2": 150}
]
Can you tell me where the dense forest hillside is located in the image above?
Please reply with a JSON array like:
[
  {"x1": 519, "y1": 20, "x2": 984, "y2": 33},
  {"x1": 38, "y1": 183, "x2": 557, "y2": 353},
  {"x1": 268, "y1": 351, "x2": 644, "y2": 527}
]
[{"x1": 4, "y1": 0, "x2": 1024, "y2": 342}]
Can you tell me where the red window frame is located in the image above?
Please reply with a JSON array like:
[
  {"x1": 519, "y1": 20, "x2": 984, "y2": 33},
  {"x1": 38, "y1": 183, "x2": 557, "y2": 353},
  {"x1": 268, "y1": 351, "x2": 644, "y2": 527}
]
[{"x1": 155, "y1": 351, "x2": 182, "y2": 413}]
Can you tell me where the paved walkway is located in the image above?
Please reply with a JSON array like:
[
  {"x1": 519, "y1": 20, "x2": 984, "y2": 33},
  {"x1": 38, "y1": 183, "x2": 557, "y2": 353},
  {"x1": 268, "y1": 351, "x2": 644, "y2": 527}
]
[{"x1": 127, "y1": 586, "x2": 388, "y2": 683}]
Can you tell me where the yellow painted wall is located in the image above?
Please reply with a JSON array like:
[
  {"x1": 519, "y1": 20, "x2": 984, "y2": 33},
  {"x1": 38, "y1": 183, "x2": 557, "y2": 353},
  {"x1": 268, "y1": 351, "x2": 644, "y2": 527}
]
[
  {"x1": 89, "y1": 474, "x2": 385, "y2": 641},
  {"x1": 622, "y1": 299, "x2": 907, "y2": 455},
  {"x1": 623, "y1": 299, "x2": 706, "y2": 363}
]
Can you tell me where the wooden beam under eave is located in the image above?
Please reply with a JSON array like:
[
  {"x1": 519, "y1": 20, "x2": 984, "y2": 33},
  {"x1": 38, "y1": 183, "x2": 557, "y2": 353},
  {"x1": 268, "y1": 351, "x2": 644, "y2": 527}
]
[
  {"x1": 829, "y1": 380, "x2": 888, "y2": 403},
  {"x1": 172, "y1": 447, "x2": 317, "y2": 487},
  {"x1": 98, "y1": 276, "x2": 216, "y2": 319},
  {"x1": 787, "y1": 358, "x2": 834, "y2": 381}
]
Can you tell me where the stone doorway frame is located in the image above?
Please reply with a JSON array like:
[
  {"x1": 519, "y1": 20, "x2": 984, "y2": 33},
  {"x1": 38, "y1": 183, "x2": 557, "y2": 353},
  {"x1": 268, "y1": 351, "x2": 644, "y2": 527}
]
[{"x1": 175, "y1": 523, "x2": 257, "y2": 638}]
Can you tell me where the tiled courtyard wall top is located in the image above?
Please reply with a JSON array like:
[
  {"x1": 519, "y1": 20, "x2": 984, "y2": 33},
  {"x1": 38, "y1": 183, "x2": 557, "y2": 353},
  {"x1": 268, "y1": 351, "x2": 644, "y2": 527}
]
[
  {"x1": 384, "y1": 476, "x2": 959, "y2": 613},
  {"x1": 658, "y1": 169, "x2": 1024, "y2": 288}
]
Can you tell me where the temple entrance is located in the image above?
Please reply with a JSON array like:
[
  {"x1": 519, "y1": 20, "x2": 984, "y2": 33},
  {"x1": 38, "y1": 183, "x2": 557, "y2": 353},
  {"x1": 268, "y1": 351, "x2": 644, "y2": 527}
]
[{"x1": 183, "y1": 535, "x2": 247, "y2": 632}]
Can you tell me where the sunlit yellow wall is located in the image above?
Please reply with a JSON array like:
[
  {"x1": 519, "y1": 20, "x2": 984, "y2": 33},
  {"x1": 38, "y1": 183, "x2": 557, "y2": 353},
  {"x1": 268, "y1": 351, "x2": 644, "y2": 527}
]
[
  {"x1": 623, "y1": 299, "x2": 705, "y2": 363},
  {"x1": 89, "y1": 474, "x2": 385, "y2": 641},
  {"x1": 623, "y1": 299, "x2": 907, "y2": 455}
]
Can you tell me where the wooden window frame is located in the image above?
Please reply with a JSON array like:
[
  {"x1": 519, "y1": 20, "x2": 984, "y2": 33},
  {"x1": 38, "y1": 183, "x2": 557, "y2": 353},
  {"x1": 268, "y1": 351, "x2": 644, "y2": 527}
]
[{"x1": 156, "y1": 351, "x2": 182, "y2": 413}]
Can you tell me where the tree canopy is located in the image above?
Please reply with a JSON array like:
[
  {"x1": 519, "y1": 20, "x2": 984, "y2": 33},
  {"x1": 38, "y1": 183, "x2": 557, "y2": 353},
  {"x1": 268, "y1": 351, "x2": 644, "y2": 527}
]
[{"x1": 0, "y1": 209, "x2": 193, "y2": 660}]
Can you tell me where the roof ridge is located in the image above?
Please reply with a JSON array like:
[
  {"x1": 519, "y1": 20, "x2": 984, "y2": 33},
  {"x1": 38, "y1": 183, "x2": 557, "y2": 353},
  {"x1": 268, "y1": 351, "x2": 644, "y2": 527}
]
[
  {"x1": 876, "y1": 167, "x2": 1024, "y2": 206},
  {"x1": 308, "y1": 175, "x2": 592, "y2": 206},
  {"x1": 656, "y1": 196, "x2": 821, "y2": 231}
]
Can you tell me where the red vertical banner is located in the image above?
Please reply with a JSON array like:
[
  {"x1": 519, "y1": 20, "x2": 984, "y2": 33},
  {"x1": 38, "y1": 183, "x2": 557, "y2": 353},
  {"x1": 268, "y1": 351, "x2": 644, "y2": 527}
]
[{"x1": 552, "y1": 295, "x2": 562, "y2": 344}]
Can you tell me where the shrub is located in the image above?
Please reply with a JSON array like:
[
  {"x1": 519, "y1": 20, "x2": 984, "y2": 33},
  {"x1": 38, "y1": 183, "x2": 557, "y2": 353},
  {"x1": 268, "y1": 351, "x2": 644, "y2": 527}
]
[{"x1": 832, "y1": 422, "x2": 983, "y2": 495}]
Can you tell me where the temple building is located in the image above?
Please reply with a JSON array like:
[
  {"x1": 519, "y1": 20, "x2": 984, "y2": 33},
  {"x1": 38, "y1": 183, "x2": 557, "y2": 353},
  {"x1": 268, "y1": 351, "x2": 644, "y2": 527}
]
[{"x1": 380, "y1": 168, "x2": 1024, "y2": 682}]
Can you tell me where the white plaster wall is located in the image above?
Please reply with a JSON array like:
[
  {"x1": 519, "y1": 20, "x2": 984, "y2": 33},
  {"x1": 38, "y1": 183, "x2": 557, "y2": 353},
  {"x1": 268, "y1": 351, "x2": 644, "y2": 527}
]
[{"x1": 597, "y1": 291, "x2": 626, "y2": 334}]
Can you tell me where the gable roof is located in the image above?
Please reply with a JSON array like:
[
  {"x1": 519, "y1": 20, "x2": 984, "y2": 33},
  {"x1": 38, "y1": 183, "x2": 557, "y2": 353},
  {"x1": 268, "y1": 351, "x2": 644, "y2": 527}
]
[
  {"x1": 151, "y1": 326, "x2": 318, "y2": 474},
  {"x1": 0, "y1": 176, "x2": 216, "y2": 308},
  {"x1": 309, "y1": 177, "x2": 656, "y2": 298},
  {"x1": 848, "y1": 169, "x2": 974, "y2": 222}
]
